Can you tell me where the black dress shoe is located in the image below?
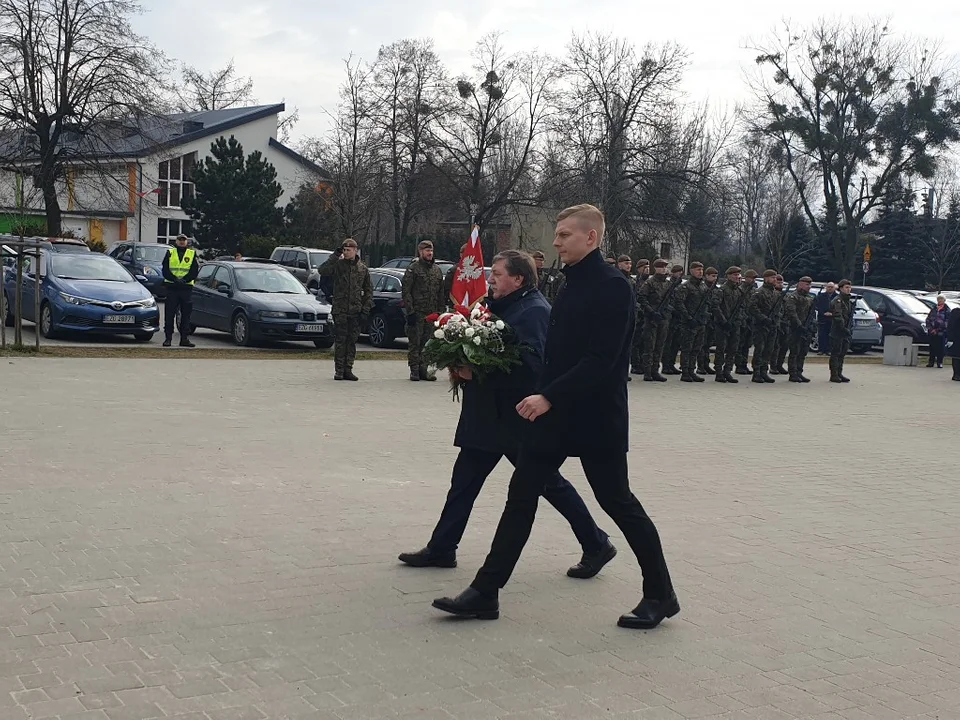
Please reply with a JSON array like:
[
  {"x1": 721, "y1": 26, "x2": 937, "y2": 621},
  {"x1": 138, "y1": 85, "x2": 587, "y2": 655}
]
[
  {"x1": 179, "y1": 338, "x2": 195, "y2": 348},
  {"x1": 567, "y1": 542, "x2": 617, "y2": 579},
  {"x1": 617, "y1": 592, "x2": 680, "y2": 629},
  {"x1": 432, "y1": 587, "x2": 499, "y2": 620},
  {"x1": 162, "y1": 338, "x2": 172, "y2": 347},
  {"x1": 398, "y1": 547, "x2": 457, "y2": 568}
]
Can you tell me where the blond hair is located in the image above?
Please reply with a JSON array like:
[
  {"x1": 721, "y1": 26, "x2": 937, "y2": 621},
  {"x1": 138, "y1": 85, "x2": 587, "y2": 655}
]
[{"x1": 557, "y1": 204, "x2": 605, "y2": 241}]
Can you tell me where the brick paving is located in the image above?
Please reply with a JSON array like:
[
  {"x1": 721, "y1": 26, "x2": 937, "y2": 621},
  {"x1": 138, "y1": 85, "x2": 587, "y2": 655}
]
[{"x1": 1, "y1": 358, "x2": 958, "y2": 720}]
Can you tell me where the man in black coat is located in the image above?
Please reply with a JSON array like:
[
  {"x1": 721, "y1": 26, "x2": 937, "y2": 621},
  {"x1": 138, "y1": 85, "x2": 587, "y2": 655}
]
[
  {"x1": 399, "y1": 250, "x2": 613, "y2": 578},
  {"x1": 815, "y1": 281, "x2": 837, "y2": 355},
  {"x1": 433, "y1": 204, "x2": 678, "y2": 629}
]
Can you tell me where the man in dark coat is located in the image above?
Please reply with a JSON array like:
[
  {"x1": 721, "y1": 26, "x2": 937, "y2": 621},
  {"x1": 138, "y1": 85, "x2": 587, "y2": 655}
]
[
  {"x1": 399, "y1": 250, "x2": 613, "y2": 577},
  {"x1": 432, "y1": 204, "x2": 678, "y2": 630},
  {"x1": 815, "y1": 281, "x2": 837, "y2": 355},
  {"x1": 947, "y1": 307, "x2": 960, "y2": 381}
]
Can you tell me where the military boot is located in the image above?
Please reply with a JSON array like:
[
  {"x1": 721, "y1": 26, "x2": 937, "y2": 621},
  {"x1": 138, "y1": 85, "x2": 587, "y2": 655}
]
[
  {"x1": 651, "y1": 370, "x2": 668, "y2": 382},
  {"x1": 829, "y1": 356, "x2": 841, "y2": 382},
  {"x1": 735, "y1": 365, "x2": 751, "y2": 375},
  {"x1": 409, "y1": 367, "x2": 421, "y2": 381},
  {"x1": 769, "y1": 366, "x2": 781, "y2": 375},
  {"x1": 419, "y1": 365, "x2": 437, "y2": 382},
  {"x1": 680, "y1": 370, "x2": 695, "y2": 382},
  {"x1": 788, "y1": 373, "x2": 802, "y2": 383},
  {"x1": 774, "y1": 364, "x2": 788, "y2": 375},
  {"x1": 643, "y1": 372, "x2": 657, "y2": 382},
  {"x1": 334, "y1": 371, "x2": 344, "y2": 381},
  {"x1": 690, "y1": 365, "x2": 705, "y2": 382},
  {"x1": 838, "y1": 359, "x2": 850, "y2": 382},
  {"x1": 715, "y1": 370, "x2": 728, "y2": 383},
  {"x1": 751, "y1": 370, "x2": 766, "y2": 384},
  {"x1": 344, "y1": 369, "x2": 359, "y2": 381},
  {"x1": 723, "y1": 371, "x2": 739, "y2": 384},
  {"x1": 761, "y1": 368, "x2": 776, "y2": 383},
  {"x1": 662, "y1": 365, "x2": 681, "y2": 375}
]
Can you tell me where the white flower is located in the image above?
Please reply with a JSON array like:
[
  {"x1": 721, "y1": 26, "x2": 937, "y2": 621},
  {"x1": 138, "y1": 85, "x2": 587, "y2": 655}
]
[
  {"x1": 473, "y1": 336, "x2": 482, "y2": 345},
  {"x1": 434, "y1": 320, "x2": 440, "y2": 327},
  {"x1": 495, "y1": 320, "x2": 505, "y2": 330},
  {"x1": 470, "y1": 305, "x2": 483, "y2": 318},
  {"x1": 434, "y1": 329, "x2": 444, "y2": 339},
  {"x1": 464, "y1": 327, "x2": 475, "y2": 337}
]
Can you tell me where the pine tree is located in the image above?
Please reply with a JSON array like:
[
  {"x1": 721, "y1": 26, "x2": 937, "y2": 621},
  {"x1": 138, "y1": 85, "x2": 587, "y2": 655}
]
[
  {"x1": 183, "y1": 136, "x2": 284, "y2": 254},
  {"x1": 870, "y1": 181, "x2": 925, "y2": 289}
]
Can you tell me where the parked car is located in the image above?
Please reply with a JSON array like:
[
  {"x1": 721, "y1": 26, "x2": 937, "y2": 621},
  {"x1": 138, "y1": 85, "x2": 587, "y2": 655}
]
[
  {"x1": 109, "y1": 242, "x2": 170, "y2": 297},
  {"x1": 916, "y1": 296, "x2": 960, "y2": 312},
  {"x1": 920, "y1": 290, "x2": 960, "y2": 303},
  {"x1": 2, "y1": 251, "x2": 159, "y2": 341},
  {"x1": 0, "y1": 234, "x2": 92, "y2": 255},
  {"x1": 805, "y1": 287, "x2": 882, "y2": 354},
  {"x1": 379, "y1": 256, "x2": 456, "y2": 275},
  {"x1": 853, "y1": 286, "x2": 931, "y2": 344},
  {"x1": 269, "y1": 246, "x2": 334, "y2": 286},
  {"x1": 182, "y1": 261, "x2": 334, "y2": 348},
  {"x1": 361, "y1": 269, "x2": 407, "y2": 348}
]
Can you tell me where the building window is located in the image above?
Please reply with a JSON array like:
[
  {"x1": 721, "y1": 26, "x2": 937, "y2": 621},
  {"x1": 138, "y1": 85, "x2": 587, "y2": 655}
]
[
  {"x1": 157, "y1": 152, "x2": 197, "y2": 208},
  {"x1": 660, "y1": 242, "x2": 671, "y2": 260},
  {"x1": 157, "y1": 218, "x2": 193, "y2": 244}
]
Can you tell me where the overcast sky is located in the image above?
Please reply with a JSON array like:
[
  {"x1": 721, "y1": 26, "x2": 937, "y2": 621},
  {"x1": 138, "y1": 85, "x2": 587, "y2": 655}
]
[{"x1": 133, "y1": 0, "x2": 960, "y2": 145}]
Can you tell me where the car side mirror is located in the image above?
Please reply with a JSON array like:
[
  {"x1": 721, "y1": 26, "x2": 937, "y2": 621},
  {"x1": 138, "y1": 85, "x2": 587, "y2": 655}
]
[
  {"x1": 135, "y1": 274, "x2": 148, "y2": 283},
  {"x1": 297, "y1": 260, "x2": 307, "y2": 269},
  {"x1": 217, "y1": 283, "x2": 231, "y2": 295}
]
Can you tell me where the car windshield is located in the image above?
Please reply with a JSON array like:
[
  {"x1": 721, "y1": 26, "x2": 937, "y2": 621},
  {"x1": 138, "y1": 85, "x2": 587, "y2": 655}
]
[
  {"x1": 891, "y1": 293, "x2": 933, "y2": 315},
  {"x1": 234, "y1": 267, "x2": 306, "y2": 294},
  {"x1": 134, "y1": 245, "x2": 169, "y2": 262},
  {"x1": 49, "y1": 254, "x2": 132, "y2": 282},
  {"x1": 49, "y1": 242, "x2": 90, "y2": 253},
  {"x1": 310, "y1": 251, "x2": 331, "y2": 266},
  {"x1": 855, "y1": 298, "x2": 872, "y2": 313}
]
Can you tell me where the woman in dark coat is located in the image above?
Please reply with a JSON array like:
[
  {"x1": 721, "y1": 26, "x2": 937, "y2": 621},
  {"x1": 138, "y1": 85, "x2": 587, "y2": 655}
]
[
  {"x1": 947, "y1": 307, "x2": 960, "y2": 381},
  {"x1": 926, "y1": 296, "x2": 951, "y2": 368}
]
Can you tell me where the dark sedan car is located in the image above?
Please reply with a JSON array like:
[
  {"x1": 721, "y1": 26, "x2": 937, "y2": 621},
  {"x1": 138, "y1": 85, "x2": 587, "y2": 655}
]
[
  {"x1": 853, "y1": 286, "x2": 931, "y2": 344},
  {"x1": 109, "y1": 242, "x2": 169, "y2": 297},
  {"x1": 183, "y1": 261, "x2": 335, "y2": 347},
  {"x1": 362, "y1": 268, "x2": 407, "y2": 347}
]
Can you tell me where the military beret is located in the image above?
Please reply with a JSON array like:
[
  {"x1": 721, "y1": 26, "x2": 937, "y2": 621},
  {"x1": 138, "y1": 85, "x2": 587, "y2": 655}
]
[
  {"x1": 762, "y1": 269, "x2": 777, "y2": 278},
  {"x1": 705, "y1": 267, "x2": 719, "y2": 276},
  {"x1": 775, "y1": 274, "x2": 784, "y2": 281},
  {"x1": 744, "y1": 269, "x2": 758, "y2": 278},
  {"x1": 689, "y1": 261, "x2": 704, "y2": 270},
  {"x1": 671, "y1": 264, "x2": 684, "y2": 273},
  {"x1": 726, "y1": 265, "x2": 742, "y2": 276},
  {"x1": 637, "y1": 258, "x2": 650, "y2": 267},
  {"x1": 838, "y1": 278, "x2": 852, "y2": 288},
  {"x1": 617, "y1": 254, "x2": 632, "y2": 263},
  {"x1": 418, "y1": 240, "x2": 434, "y2": 250},
  {"x1": 531, "y1": 250, "x2": 545, "y2": 259},
  {"x1": 653, "y1": 259, "x2": 669, "y2": 268},
  {"x1": 799, "y1": 275, "x2": 813, "y2": 283}
]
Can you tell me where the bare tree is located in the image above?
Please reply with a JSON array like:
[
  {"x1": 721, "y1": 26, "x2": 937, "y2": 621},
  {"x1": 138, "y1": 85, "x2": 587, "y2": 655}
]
[
  {"x1": 0, "y1": 0, "x2": 168, "y2": 234},
  {"x1": 175, "y1": 59, "x2": 255, "y2": 112},
  {"x1": 749, "y1": 19, "x2": 960, "y2": 277},
  {"x1": 427, "y1": 33, "x2": 557, "y2": 230}
]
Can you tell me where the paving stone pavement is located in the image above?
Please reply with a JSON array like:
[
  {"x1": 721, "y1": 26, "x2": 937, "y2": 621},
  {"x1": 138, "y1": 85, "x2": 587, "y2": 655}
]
[{"x1": 1, "y1": 358, "x2": 958, "y2": 720}]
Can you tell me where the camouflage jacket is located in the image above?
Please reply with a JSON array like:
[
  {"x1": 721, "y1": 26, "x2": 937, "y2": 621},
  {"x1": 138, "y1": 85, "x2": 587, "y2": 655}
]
[
  {"x1": 785, "y1": 289, "x2": 816, "y2": 334},
  {"x1": 318, "y1": 255, "x2": 374, "y2": 316},
  {"x1": 748, "y1": 282, "x2": 780, "y2": 328},
  {"x1": 675, "y1": 276, "x2": 711, "y2": 326},
  {"x1": 637, "y1": 274, "x2": 680, "y2": 320},
  {"x1": 402, "y1": 259, "x2": 446, "y2": 317},
  {"x1": 829, "y1": 294, "x2": 854, "y2": 336},
  {"x1": 538, "y1": 268, "x2": 565, "y2": 304},
  {"x1": 704, "y1": 281, "x2": 722, "y2": 327},
  {"x1": 716, "y1": 279, "x2": 746, "y2": 326}
]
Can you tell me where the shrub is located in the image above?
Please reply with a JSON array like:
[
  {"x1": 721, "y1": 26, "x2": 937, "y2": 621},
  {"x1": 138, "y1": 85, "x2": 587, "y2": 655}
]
[{"x1": 241, "y1": 235, "x2": 278, "y2": 259}]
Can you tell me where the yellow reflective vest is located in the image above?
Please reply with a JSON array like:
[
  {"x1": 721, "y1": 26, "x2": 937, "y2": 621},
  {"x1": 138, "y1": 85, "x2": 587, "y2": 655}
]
[{"x1": 165, "y1": 247, "x2": 196, "y2": 284}]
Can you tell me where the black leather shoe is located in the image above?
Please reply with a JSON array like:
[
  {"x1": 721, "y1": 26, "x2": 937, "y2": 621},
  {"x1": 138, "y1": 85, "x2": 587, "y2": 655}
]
[
  {"x1": 691, "y1": 374, "x2": 705, "y2": 383},
  {"x1": 762, "y1": 372, "x2": 776, "y2": 384},
  {"x1": 830, "y1": 375, "x2": 842, "y2": 383},
  {"x1": 788, "y1": 374, "x2": 802, "y2": 383},
  {"x1": 567, "y1": 542, "x2": 617, "y2": 579},
  {"x1": 680, "y1": 373, "x2": 694, "y2": 383},
  {"x1": 432, "y1": 587, "x2": 499, "y2": 620},
  {"x1": 752, "y1": 374, "x2": 765, "y2": 384},
  {"x1": 398, "y1": 547, "x2": 456, "y2": 568},
  {"x1": 769, "y1": 367, "x2": 781, "y2": 375},
  {"x1": 617, "y1": 592, "x2": 681, "y2": 629},
  {"x1": 344, "y1": 370, "x2": 359, "y2": 381},
  {"x1": 334, "y1": 373, "x2": 344, "y2": 381},
  {"x1": 774, "y1": 365, "x2": 788, "y2": 375},
  {"x1": 162, "y1": 338, "x2": 172, "y2": 347},
  {"x1": 643, "y1": 373, "x2": 656, "y2": 382},
  {"x1": 179, "y1": 338, "x2": 195, "y2": 348}
]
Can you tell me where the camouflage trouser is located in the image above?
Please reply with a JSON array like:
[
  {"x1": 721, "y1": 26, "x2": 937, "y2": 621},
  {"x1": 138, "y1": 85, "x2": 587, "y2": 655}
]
[
  {"x1": 406, "y1": 316, "x2": 432, "y2": 369},
  {"x1": 333, "y1": 313, "x2": 360, "y2": 374},
  {"x1": 714, "y1": 322, "x2": 741, "y2": 374},
  {"x1": 751, "y1": 324, "x2": 775, "y2": 373},
  {"x1": 787, "y1": 330, "x2": 810, "y2": 376},
  {"x1": 680, "y1": 325, "x2": 706, "y2": 374},
  {"x1": 641, "y1": 319, "x2": 670, "y2": 373},
  {"x1": 663, "y1": 321, "x2": 682, "y2": 369},
  {"x1": 631, "y1": 313, "x2": 647, "y2": 371},
  {"x1": 771, "y1": 326, "x2": 789, "y2": 368},
  {"x1": 698, "y1": 324, "x2": 715, "y2": 371},
  {"x1": 735, "y1": 324, "x2": 753, "y2": 369},
  {"x1": 829, "y1": 334, "x2": 850, "y2": 378}
]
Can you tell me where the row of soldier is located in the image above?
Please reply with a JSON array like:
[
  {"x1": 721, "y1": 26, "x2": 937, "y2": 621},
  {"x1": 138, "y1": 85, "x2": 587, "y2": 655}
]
[{"x1": 534, "y1": 252, "x2": 856, "y2": 384}]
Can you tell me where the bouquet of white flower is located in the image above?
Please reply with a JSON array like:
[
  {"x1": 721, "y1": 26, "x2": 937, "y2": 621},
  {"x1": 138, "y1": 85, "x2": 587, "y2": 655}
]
[{"x1": 421, "y1": 304, "x2": 523, "y2": 400}]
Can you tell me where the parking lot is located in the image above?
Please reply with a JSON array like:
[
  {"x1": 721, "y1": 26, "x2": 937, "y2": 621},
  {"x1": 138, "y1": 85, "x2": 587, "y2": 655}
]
[{"x1": 1, "y1": 359, "x2": 958, "y2": 719}]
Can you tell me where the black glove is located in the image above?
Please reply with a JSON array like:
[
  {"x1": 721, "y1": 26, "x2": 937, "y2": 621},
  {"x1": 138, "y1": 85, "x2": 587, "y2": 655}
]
[
  {"x1": 333, "y1": 247, "x2": 343, "y2": 257},
  {"x1": 406, "y1": 314, "x2": 417, "y2": 328}
]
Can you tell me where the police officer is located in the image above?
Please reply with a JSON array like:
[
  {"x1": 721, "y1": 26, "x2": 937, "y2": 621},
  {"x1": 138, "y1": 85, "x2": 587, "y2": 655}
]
[
  {"x1": 318, "y1": 238, "x2": 374, "y2": 381},
  {"x1": 161, "y1": 234, "x2": 199, "y2": 348},
  {"x1": 403, "y1": 240, "x2": 446, "y2": 381}
]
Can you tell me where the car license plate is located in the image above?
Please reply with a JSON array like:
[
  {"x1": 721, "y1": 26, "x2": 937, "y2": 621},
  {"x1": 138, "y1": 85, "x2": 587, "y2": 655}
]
[
  {"x1": 103, "y1": 315, "x2": 134, "y2": 324},
  {"x1": 855, "y1": 319, "x2": 872, "y2": 326},
  {"x1": 296, "y1": 323, "x2": 324, "y2": 333}
]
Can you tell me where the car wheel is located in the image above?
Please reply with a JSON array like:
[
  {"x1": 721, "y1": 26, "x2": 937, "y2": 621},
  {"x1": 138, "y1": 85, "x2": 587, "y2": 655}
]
[
  {"x1": 232, "y1": 311, "x2": 253, "y2": 346},
  {"x1": 368, "y1": 313, "x2": 393, "y2": 348},
  {"x1": 1, "y1": 293, "x2": 12, "y2": 327},
  {"x1": 133, "y1": 331, "x2": 154, "y2": 342},
  {"x1": 313, "y1": 338, "x2": 334, "y2": 349},
  {"x1": 39, "y1": 302, "x2": 58, "y2": 339},
  {"x1": 808, "y1": 334, "x2": 819, "y2": 353},
  {"x1": 850, "y1": 345, "x2": 867, "y2": 354}
]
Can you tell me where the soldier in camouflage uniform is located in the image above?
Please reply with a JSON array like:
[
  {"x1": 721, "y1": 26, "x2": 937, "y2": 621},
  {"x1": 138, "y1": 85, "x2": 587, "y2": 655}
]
[
  {"x1": 636, "y1": 259, "x2": 680, "y2": 382},
  {"x1": 630, "y1": 259, "x2": 651, "y2": 375},
  {"x1": 661, "y1": 264, "x2": 686, "y2": 375},
  {"x1": 713, "y1": 266, "x2": 745, "y2": 383},
  {"x1": 829, "y1": 279, "x2": 855, "y2": 383},
  {"x1": 318, "y1": 239, "x2": 374, "y2": 381},
  {"x1": 403, "y1": 240, "x2": 446, "y2": 381},
  {"x1": 784, "y1": 275, "x2": 816, "y2": 383},
  {"x1": 697, "y1": 267, "x2": 720, "y2": 375},
  {"x1": 770, "y1": 274, "x2": 791, "y2": 375},
  {"x1": 735, "y1": 269, "x2": 759, "y2": 374},
  {"x1": 533, "y1": 250, "x2": 564, "y2": 304},
  {"x1": 675, "y1": 261, "x2": 710, "y2": 383},
  {"x1": 747, "y1": 269, "x2": 780, "y2": 384}
]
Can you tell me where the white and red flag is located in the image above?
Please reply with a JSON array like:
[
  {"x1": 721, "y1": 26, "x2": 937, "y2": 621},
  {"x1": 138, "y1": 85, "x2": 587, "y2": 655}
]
[{"x1": 450, "y1": 224, "x2": 487, "y2": 309}]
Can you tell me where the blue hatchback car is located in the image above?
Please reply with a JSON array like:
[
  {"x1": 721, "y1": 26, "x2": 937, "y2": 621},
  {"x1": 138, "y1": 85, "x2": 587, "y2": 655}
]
[
  {"x1": 2, "y1": 252, "x2": 160, "y2": 341},
  {"x1": 108, "y1": 242, "x2": 170, "y2": 298}
]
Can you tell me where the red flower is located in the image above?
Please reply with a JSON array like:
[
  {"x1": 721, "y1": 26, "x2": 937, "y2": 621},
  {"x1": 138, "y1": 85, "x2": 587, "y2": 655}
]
[
  {"x1": 455, "y1": 304, "x2": 471, "y2": 317},
  {"x1": 425, "y1": 313, "x2": 440, "y2": 323}
]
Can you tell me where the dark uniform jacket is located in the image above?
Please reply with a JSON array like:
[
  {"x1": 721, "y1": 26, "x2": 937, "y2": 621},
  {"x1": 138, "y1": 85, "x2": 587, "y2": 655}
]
[
  {"x1": 785, "y1": 290, "x2": 816, "y2": 333},
  {"x1": 528, "y1": 249, "x2": 634, "y2": 456},
  {"x1": 829, "y1": 294, "x2": 854, "y2": 337},
  {"x1": 317, "y1": 255, "x2": 373, "y2": 316},
  {"x1": 402, "y1": 259, "x2": 445, "y2": 318},
  {"x1": 947, "y1": 308, "x2": 960, "y2": 358},
  {"x1": 454, "y1": 286, "x2": 550, "y2": 455},
  {"x1": 749, "y1": 282, "x2": 779, "y2": 328},
  {"x1": 716, "y1": 279, "x2": 744, "y2": 327},
  {"x1": 637, "y1": 274, "x2": 678, "y2": 321}
]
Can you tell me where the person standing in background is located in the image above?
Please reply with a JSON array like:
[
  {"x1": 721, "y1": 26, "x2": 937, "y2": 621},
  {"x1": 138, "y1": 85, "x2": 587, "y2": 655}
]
[
  {"x1": 926, "y1": 295, "x2": 950, "y2": 369},
  {"x1": 161, "y1": 234, "x2": 199, "y2": 348},
  {"x1": 829, "y1": 279, "x2": 855, "y2": 383},
  {"x1": 319, "y1": 239, "x2": 373, "y2": 381},
  {"x1": 403, "y1": 241, "x2": 446, "y2": 381},
  {"x1": 816, "y1": 282, "x2": 837, "y2": 355}
]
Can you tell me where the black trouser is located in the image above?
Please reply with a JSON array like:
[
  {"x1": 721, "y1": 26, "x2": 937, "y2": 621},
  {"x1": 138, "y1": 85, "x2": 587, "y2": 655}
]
[
  {"x1": 953, "y1": 358, "x2": 960, "y2": 380},
  {"x1": 928, "y1": 335, "x2": 945, "y2": 366},
  {"x1": 817, "y1": 321, "x2": 831, "y2": 354},
  {"x1": 471, "y1": 449, "x2": 673, "y2": 600},
  {"x1": 163, "y1": 284, "x2": 192, "y2": 339},
  {"x1": 428, "y1": 448, "x2": 608, "y2": 555}
]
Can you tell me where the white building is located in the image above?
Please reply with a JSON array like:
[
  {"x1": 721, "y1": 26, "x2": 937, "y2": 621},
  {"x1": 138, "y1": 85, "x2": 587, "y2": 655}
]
[{"x1": 0, "y1": 104, "x2": 327, "y2": 247}]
